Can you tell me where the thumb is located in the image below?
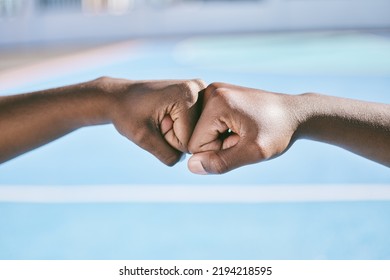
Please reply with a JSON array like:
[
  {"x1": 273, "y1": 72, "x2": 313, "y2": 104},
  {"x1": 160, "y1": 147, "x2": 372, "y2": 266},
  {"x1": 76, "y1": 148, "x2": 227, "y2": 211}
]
[{"x1": 188, "y1": 142, "x2": 259, "y2": 174}]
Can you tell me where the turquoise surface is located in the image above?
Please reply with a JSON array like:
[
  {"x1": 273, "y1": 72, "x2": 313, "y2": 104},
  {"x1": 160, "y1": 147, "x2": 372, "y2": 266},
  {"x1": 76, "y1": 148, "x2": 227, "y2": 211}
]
[
  {"x1": 1, "y1": 202, "x2": 389, "y2": 260},
  {"x1": 0, "y1": 32, "x2": 389, "y2": 259}
]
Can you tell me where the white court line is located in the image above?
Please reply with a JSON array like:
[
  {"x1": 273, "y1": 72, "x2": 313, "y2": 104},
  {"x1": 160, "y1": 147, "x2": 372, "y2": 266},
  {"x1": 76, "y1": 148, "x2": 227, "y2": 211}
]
[{"x1": 0, "y1": 185, "x2": 390, "y2": 203}]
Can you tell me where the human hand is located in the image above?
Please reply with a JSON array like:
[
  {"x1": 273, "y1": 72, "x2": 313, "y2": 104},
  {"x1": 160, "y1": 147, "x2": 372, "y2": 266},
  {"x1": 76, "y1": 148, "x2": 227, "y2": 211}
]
[
  {"x1": 188, "y1": 82, "x2": 300, "y2": 174},
  {"x1": 104, "y1": 77, "x2": 206, "y2": 166},
  {"x1": 2, "y1": 76, "x2": 386, "y2": 168}
]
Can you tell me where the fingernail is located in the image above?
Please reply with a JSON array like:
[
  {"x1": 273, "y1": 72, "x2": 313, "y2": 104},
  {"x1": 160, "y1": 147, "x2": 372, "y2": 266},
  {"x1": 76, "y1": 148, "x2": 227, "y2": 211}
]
[{"x1": 188, "y1": 158, "x2": 208, "y2": 175}]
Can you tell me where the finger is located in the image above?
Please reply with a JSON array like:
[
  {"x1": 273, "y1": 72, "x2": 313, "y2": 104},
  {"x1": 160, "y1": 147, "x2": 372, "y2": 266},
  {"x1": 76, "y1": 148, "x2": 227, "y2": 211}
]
[
  {"x1": 160, "y1": 115, "x2": 174, "y2": 136},
  {"x1": 169, "y1": 104, "x2": 199, "y2": 152},
  {"x1": 188, "y1": 118, "x2": 228, "y2": 154},
  {"x1": 188, "y1": 97, "x2": 230, "y2": 154},
  {"x1": 165, "y1": 81, "x2": 205, "y2": 153},
  {"x1": 136, "y1": 121, "x2": 182, "y2": 166},
  {"x1": 202, "y1": 82, "x2": 230, "y2": 107},
  {"x1": 161, "y1": 115, "x2": 180, "y2": 154},
  {"x1": 222, "y1": 133, "x2": 240, "y2": 149},
  {"x1": 188, "y1": 141, "x2": 260, "y2": 174}
]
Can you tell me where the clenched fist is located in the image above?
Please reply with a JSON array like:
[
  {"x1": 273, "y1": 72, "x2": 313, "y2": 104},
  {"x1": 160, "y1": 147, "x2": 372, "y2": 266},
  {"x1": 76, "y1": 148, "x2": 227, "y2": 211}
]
[
  {"x1": 188, "y1": 83, "x2": 299, "y2": 174},
  {"x1": 107, "y1": 78, "x2": 206, "y2": 165},
  {"x1": 0, "y1": 77, "x2": 206, "y2": 165},
  {"x1": 188, "y1": 82, "x2": 390, "y2": 174}
]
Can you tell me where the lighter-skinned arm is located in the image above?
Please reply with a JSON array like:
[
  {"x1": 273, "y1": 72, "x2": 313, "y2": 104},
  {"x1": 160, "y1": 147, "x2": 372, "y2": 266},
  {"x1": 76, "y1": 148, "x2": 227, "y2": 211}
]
[{"x1": 188, "y1": 82, "x2": 390, "y2": 174}]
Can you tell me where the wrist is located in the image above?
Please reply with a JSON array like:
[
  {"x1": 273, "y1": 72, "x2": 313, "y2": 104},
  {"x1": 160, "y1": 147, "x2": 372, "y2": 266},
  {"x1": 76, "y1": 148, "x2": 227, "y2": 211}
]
[
  {"x1": 91, "y1": 76, "x2": 133, "y2": 126},
  {"x1": 291, "y1": 92, "x2": 345, "y2": 142},
  {"x1": 289, "y1": 92, "x2": 318, "y2": 141}
]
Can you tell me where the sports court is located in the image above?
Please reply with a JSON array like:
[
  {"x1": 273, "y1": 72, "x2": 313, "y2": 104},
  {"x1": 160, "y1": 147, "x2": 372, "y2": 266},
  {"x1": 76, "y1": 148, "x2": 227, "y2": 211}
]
[{"x1": 0, "y1": 1, "x2": 389, "y2": 260}]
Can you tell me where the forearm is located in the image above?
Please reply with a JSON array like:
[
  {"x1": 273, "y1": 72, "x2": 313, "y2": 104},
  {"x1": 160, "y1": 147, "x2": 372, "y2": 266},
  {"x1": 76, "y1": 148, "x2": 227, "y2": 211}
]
[
  {"x1": 0, "y1": 78, "x2": 115, "y2": 163},
  {"x1": 293, "y1": 93, "x2": 390, "y2": 167}
]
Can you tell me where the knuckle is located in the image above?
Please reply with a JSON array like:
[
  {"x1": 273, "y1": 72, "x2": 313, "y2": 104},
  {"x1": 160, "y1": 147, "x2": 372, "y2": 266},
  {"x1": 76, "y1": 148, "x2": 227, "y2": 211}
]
[
  {"x1": 181, "y1": 80, "x2": 193, "y2": 92},
  {"x1": 191, "y1": 78, "x2": 207, "y2": 90},
  {"x1": 205, "y1": 82, "x2": 220, "y2": 95},
  {"x1": 205, "y1": 83, "x2": 231, "y2": 101},
  {"x1": 94, "y1": 76, "x2": 113, "y2": 91},
  {"x1": 212, "y1": 87, "x2": 229, "y2": 98},
  {"x1": 96, "y1": 76, "x2": 111, "y2": 82},
  {"x1": 177, "y1": 81, "x2": 197, "y2": 104},
  {"x1": 201, "y1": 83, "x2": 231, "y2": 108}
]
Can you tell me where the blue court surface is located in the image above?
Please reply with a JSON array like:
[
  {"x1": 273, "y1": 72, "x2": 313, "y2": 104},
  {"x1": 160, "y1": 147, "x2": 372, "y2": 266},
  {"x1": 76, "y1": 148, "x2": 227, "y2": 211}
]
[{"x1": 0, "y1": 31, "x2": 389, "y2": 259}]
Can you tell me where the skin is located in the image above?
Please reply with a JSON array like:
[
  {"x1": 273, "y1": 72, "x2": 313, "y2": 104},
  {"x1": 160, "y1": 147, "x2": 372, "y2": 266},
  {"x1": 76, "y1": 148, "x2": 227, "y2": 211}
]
[
  {"x1": 1, "y1": 79, "x2": 389, "y2": 172},
  {"x1": 0, "y1": 77, "x2": 205, "y2": 165},
  {"x1": 188, "y1": 82, "x2": 390, "y2": 174}
]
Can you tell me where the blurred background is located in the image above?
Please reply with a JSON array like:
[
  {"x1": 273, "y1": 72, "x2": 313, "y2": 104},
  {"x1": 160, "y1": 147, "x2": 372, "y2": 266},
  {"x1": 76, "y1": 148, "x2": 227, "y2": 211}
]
[
  {"x1": 1, "y1": 0, "x2": 390, "y2": 43},
  {"x1": 0, "y1": 0, "x2": 390, "y2": 260}
]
